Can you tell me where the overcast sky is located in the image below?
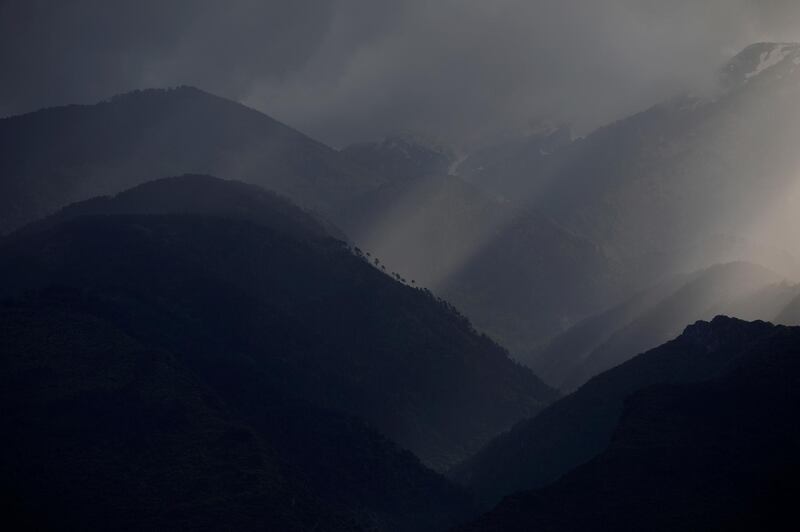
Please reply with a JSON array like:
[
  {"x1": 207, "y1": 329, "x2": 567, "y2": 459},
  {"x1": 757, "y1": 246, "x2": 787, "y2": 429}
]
[{"x1": 3, "y1": 0, "x2": 800, "y2": 146}]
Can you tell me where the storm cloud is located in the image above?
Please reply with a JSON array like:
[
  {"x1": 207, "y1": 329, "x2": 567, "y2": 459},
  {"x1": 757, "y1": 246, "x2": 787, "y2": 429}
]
[{"x1": 3, "y1": 0, "x2": 800, "y2": 145}]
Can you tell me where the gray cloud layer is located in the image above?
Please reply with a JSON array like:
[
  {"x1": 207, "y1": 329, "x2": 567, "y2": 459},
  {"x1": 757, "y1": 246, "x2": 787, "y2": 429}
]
[{"x1": 3, "y1": 0, "x2": 800, "y2": 145}]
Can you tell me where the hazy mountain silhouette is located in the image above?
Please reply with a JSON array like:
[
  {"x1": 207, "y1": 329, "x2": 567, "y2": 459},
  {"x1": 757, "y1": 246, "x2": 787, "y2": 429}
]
[
  {"x1": 457, "y1": 317, "x2": 800, "y2": 531},
  {"x1": 0, "y1": 176, "x2": 557, "y2": 474},
  {"x1": 338, "y1": 172, "x2": 625, "y2": 354},
  {"x1": 0, "y1": 86, "x2": 376, "y2": 234},
  {"x1": 345, "y1": 42, "x2": 800, "y2": 357},
  {"x1": 0, "y1": 87, "x2": 623, "y2": 355},
  {"x1": 464, "y1": 44, "x2": 800, "y2": 284},
  {"x1": 527, "y1": 261, "x2": 785, "y2": 391},
  {"x1": 706, "y1": 278, "x2": 800, "y2": 324},
  {"x1": 450, "y1": 312, "x2": 793, "y2": 510},
  {"x1": 456, "y1": 124, "x2": 572, "y2": 201},
  {"x1": 342, "y1": 133, "x2": 457, "y2": 182},
  {"x1": 3, "y1": 42, "x2": 799, "y2": 532},
  {"x1": 522, "y1": 274, "x2": 693, "y2": 391}
]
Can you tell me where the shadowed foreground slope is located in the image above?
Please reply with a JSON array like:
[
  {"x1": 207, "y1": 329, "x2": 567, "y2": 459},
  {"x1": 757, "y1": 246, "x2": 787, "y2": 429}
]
[
  {"x1": 3, "y1": 175, "x2": 548, "y2": 530},
  {"x1": 458, "y1": 317, "x2": 800, "y2": 531},
  {"x1": 1, "y1": 176, "x2": 557, "y2": 474},
  {"x1": 0, "y1": 301, "x2": 364, "y2": 531},
  {"x1": 452, "y1": 314, "x2": 795, "y2": 510}
]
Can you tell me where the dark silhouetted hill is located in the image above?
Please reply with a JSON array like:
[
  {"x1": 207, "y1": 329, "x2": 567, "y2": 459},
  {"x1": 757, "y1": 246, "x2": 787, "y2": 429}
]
[
  {"x1": 1, "y1": 176, "x2": 557, "y2": 475},
  {"x1": 24, "y1": 173, "x2": 341, "y2": 241},
  {"x1": 2, "y1": 178, "x2": 555, "y2": 531},
  {"x1": 0, "y1": 299, "x2": 364, "y2": 531},
  {"x1": 457, "y1": 317, "x2": 800, "y2": 532},
  {"x1": 450, "y1": 312, "x2": 791, "y2": 510}
]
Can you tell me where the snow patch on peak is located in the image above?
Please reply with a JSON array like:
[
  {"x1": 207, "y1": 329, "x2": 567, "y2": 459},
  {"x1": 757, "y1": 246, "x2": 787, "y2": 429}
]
[
  {"x1": 721, "y1": 42, "x2": 800, "y2": 89},
  {"x1": 745, "y1": 44, "x2": 795, "y2": 80},
  {"x1": 448, "y1": 152, "x2": 468, "y2": 175}
]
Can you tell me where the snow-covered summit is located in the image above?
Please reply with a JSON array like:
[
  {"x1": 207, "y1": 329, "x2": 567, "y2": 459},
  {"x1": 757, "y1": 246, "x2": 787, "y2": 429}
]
[{"x1": 722, "y1": 42, "x2": 800, "y2": 87}]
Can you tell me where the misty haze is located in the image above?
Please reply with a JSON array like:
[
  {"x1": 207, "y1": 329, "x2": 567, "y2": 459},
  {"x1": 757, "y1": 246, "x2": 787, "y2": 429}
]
[{"x1": 1, "y1": 1, "x2": 799, "y2": 531}]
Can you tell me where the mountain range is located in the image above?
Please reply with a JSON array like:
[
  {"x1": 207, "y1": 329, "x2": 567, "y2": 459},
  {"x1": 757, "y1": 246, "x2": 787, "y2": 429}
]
[
  {"x1": 472, "y1": 44, "x2": 800, "y2": 277},
  {"x1": 9, "y1": 43, "x2": 799, "y2": 365},
  {"x1": 2, "y1": 41, "x2": 800, "y2": 532},
  {"x1": 0, "y1": 175, "x2": 562, "y2": 531},
  {"x1": 0, "y1": 84, "x2": 636, "y2": 357}
]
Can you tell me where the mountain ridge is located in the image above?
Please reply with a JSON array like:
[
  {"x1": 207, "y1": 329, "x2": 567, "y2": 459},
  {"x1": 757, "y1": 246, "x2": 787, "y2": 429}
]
[
  {"x1": 449, "y1": 312, "x2": 786, "y2": 510},
  {"x1": 1, "y1": 175, "x2": 558, "y2": 473},
  {"x1": 0, "y1": 85, "x2": 379, "y2": 234},
  {"x1": 457, "y1": 317, "x2": 800, "y2": 531}
]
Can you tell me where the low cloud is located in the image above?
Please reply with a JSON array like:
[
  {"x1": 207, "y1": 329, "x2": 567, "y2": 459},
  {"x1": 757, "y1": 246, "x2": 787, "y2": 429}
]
[{"x1": 3, "y1": 0, "x2": 800, "y2": 145}]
